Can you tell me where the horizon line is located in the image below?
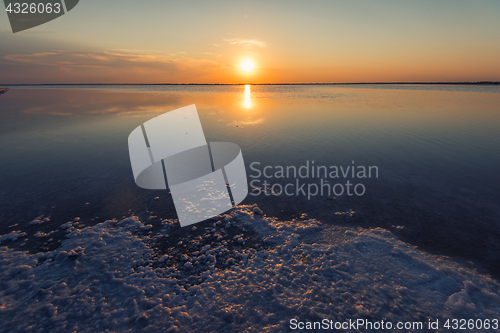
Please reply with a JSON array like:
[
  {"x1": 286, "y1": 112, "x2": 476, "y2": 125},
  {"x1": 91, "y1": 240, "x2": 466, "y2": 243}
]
[{"x1": 1, "y1": 81, "x2": 499, "y2": 86}]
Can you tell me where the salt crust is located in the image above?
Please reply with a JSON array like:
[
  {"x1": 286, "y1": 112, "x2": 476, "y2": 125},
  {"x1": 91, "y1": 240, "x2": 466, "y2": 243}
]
[{"x1": 1, "y1": 206, "x2": 499, "y2": 332}]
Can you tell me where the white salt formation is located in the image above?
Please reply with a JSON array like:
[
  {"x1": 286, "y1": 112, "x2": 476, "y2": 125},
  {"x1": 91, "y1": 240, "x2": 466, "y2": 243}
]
[{"x1": 1, "y1": 206, "x2": 499, "y2": 332}]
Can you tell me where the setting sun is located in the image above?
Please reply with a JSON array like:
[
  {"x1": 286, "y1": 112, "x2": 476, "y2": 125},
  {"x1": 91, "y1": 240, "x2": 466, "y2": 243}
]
[{"x1": 240, "y1": 60, "x2": 255, "y2": 73}]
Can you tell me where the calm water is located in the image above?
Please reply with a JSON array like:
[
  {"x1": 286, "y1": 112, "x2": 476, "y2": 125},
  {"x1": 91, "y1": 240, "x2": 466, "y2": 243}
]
[{"x1": 1, "y1": 84, "x2": 500, "y2": 277}]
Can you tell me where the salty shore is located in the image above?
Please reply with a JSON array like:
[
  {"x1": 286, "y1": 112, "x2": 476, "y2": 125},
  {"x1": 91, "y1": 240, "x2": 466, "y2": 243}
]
[{"x1": 1, "y1": 205, "x2": 499, "y2": 332}]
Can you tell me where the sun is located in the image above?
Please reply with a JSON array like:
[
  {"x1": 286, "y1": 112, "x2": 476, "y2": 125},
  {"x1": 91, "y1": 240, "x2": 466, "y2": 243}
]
[{"x1": 240, "y1": 60, "x2": 255, "y2": 73}]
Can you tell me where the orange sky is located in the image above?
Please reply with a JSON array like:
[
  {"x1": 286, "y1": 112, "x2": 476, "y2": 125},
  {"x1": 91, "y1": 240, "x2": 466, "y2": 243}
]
[{"x1": 1, "y1": 0, "x2": 499, "y2": 83}]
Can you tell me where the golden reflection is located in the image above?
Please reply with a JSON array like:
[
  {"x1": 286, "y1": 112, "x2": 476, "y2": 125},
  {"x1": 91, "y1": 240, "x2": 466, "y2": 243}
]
[{"x1": 244, "y1": 84, "x2": 251, "y2": 108}]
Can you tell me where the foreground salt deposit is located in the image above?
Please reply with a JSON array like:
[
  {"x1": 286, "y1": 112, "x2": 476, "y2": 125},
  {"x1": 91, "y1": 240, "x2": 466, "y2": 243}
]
[{"x1": 1, "y1": 206, "x2": 499, "y2": 332}]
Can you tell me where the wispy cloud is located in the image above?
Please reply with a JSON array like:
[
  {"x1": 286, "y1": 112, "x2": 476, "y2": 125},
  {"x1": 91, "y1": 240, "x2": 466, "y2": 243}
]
[
  {"x1": 223, "y1": 38, "x2": 267, "y2": 48},
  {"x1": 1, "y1": 50, "x2": 227, "y2": 83},
  {"x1": 4, "y1": 51, "x2": 219, "y2": 71},
  {"x1": 204, "y1": 52, "x2": 222, "y2": 57}
]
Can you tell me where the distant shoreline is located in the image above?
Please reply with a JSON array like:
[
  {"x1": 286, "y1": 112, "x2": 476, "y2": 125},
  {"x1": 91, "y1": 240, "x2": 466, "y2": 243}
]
[{"x1": 1, "y1": 82, "x2": 499, "y2": 86}]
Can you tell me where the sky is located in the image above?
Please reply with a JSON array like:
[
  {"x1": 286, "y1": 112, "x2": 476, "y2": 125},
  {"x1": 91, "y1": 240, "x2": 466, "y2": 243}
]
[{"x1": 0, "y1": 0, "x2": 499, "y2": 84}]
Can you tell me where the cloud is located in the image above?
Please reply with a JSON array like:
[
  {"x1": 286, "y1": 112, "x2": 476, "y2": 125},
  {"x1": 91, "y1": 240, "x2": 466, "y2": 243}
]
[
  {"x1": 223, "y1": 38, "x2": 267, "y2": 48},
  {"x1": 4, "y1": 51, "x2": 216, "y2": 70},
  {"x1": 204, "y1": 52, "x2": 222, "y2": 57},
  {"x1": 1, "y1": 50, "x2": 228, "y2": 83}
]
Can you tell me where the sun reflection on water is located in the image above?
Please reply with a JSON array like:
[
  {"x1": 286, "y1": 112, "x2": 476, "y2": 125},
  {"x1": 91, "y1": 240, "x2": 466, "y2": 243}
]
[{"x1": 244, "y1": 85, "x2": 251, "y2": 109}]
